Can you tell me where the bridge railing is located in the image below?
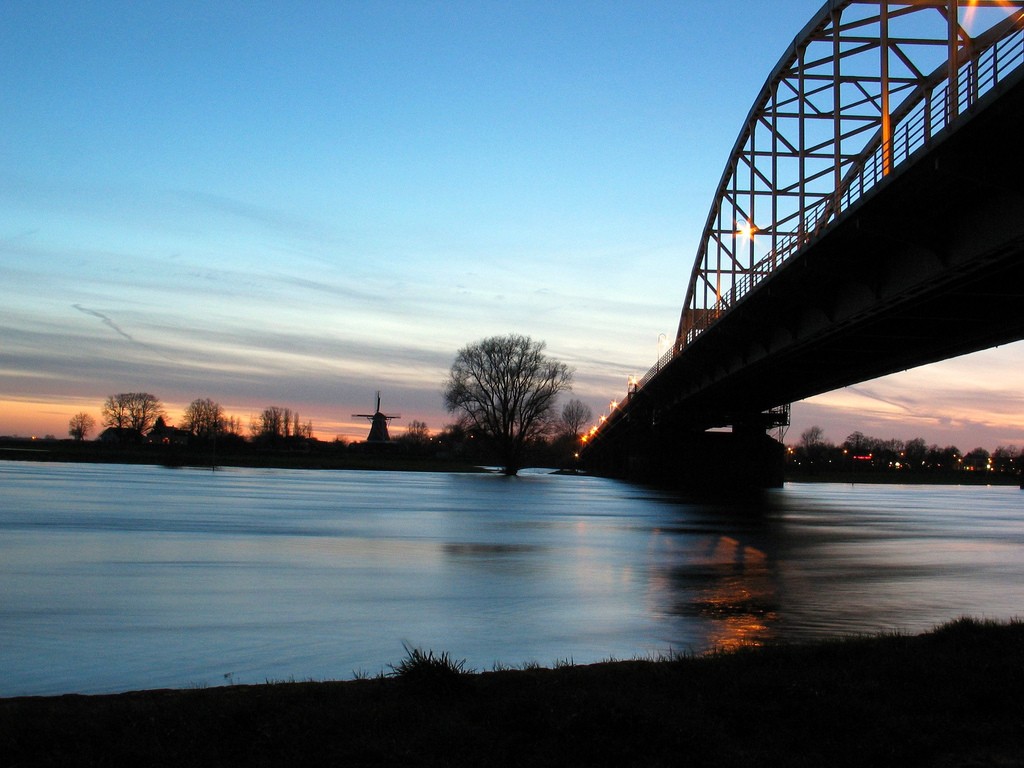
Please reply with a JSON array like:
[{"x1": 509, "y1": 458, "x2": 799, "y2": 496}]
[
  {"x1": 839, "y1": 25, "x2": 1024, "y2": 217},
  {"x1": 635, "y1": 23, "x2": 1024, "y2": 395}
]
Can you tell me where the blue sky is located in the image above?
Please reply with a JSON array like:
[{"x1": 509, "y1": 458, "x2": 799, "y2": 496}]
[{"x1": 2, "y1": 1, "x2": 1022, "y2": 449}]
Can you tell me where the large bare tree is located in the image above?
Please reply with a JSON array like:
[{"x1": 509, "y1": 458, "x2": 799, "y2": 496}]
[
  {"x1": 443, "y1": 334, "x2": 572, "y2": 476},
  {"x1": 101, "y1": 392, "x2": 165, "y2": 434}
]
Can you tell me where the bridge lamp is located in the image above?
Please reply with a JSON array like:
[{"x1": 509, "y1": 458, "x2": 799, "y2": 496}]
[
  {"x1": 736, "y1": 220, "x2": 757, "y2": 240},
  {"x1": 610, "y1": 400, "x2": 618, "y2": 411}
]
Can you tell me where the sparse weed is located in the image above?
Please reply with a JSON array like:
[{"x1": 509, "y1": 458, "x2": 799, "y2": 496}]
[
  {"x1": 264, "y1": 675, "x2": 302, "y2": 685},
  {"x1": 387, "y1": 643, "x2": 472, "y2": 685}
]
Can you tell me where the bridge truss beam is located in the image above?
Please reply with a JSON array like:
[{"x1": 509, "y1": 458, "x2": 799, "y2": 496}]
[{"x1": 676, "y1": 0, "x2": 1024, "y2": 353}]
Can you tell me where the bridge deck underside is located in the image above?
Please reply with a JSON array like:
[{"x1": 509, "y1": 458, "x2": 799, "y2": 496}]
[{"x1": 644, "y1": 71, "x2": 1024, "y2": 431}]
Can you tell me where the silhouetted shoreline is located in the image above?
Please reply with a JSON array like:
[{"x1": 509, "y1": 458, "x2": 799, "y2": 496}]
[
  {"x1": 3, "y1": 619, "x2": 1022, "y2": 766},
  {"x1": 2, "y1": 438, "x2": 1020, "y2": 484},
  {"x1": 0, "y1": 437, "x2": 486, "y2": 474}
]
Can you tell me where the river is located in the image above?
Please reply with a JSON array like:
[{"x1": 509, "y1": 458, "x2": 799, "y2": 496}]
[{"x1": 1, "y1": 460, "x2": 1022, "y2": 696}]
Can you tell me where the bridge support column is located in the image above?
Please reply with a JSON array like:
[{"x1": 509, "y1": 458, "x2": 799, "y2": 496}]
[
  {"x1": 635, "y1": 427, "x2": 784, "y2": 492},
  {"x1": 585, "y1": 411, "x2": 785, "y2": 492}
]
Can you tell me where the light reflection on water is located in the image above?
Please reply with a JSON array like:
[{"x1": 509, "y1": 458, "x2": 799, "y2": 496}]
[{"x1": 1, "y1": 461, "x2": 1022, "y2": 696}]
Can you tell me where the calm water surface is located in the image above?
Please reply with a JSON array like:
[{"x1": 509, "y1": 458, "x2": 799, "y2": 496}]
[{"x1": 2, "y1": 460, "x2": 1022, "y2": 696}]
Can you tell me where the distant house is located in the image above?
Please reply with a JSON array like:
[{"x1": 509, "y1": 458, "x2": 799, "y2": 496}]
[
  {"x1": 146, "y1": 417, "x2": 191, "y2": 446},
  {"x1": 98, "y1": 427, "x2": 143, "y2": 445}
]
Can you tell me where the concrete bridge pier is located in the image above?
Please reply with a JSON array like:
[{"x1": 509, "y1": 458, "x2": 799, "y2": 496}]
[
  {"x1": 585, "y1": 409, "x2": 784, "y2": 492},
  {"x1": 635, "y1": 428, "x2": 784, "y2": 492}
]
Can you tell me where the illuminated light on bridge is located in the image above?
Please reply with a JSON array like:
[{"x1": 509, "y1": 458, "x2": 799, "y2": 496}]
[
  {"x1": 965, "y1": 0, "x2": 1020, "y2": 32},
  {"x1": 735, "y1": 220, "x2": 757, "y2": 241},
  {"x1": 583, "y1": 0, "x2": 1024, "y2": 490}
]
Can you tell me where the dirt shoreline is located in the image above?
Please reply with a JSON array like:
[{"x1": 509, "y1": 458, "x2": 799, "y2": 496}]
[{"x1": 4, "y1": 619, "x2": 1023, "y2": 766}]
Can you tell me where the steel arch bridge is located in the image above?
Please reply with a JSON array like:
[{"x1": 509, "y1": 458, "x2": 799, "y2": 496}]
[
  {"x1": 640, "y1": 0, "x2": 1024, "y2": 379},
  {"x1": 585, "y1": 0, "x2": 1024, "y2": 487}
]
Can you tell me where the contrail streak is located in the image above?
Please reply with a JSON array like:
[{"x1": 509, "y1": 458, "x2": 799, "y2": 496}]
[{"x1": 72, "y1": 304, "x2": 135, "y2": 343}]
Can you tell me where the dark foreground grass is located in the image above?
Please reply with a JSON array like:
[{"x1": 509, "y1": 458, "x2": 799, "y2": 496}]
[{"x1": 3, "y1": 619, "x2": 1023, "y2": 767}]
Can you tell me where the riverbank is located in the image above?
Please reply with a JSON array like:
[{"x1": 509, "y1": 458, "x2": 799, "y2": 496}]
[
  {"x1": 3, "y1": 619, "x2": 1022, "y2": 766},
  {"x1": 784, "y1": 468, "x2": 1022, "y2": 485},
  {"x1": 0, "y1": 437, "x2": 487, "y2": 474},
  {"x1": 3, "y1": 438, "x2": 1019, "y2": 486}
]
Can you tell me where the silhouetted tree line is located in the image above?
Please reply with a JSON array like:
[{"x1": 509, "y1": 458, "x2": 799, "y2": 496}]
[
  {"x1": 79, "y1": 393, "x2": 308, "y2": 450},
  {"x1": 67, "y1": 387, "x2": 589, "y2": 470},
  {"x1": 790, "y1": 426, "x2": 1020, "y2": 477},
  {"x1": 57, "y1": 336, "x2": 594, "y2": 470}
]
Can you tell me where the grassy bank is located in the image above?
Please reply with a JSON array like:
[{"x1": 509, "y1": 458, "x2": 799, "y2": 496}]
[{"x1": 3, "y1": 619, "x2": 1023, "y2": 766}]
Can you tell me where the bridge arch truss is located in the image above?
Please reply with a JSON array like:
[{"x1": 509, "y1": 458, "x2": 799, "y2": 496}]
[{"x1": 668, "y1": 0, "x2": 1024, "y2": 374}]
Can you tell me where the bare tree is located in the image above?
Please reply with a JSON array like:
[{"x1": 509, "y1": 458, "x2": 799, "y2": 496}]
[
  {"x1": 102, "y1": 393, "x2": 164, "y2": 434},
  {"x1": 560, "y1": 399, "x2": 592, "y2": 438},
  {"x1": 182, "y1": 398, "x2": 225, "y2": 440},
  {"x1": 800, "y1": 425, "x2": 826, "y2": 449},
  {"x1": 68, "y1": 412, "x2": 96, "y2": 441},
  {"x1": 252, "y1": 406, "x2": 288, "y2": 440},
  {"x1": 443, "y1": 334, "x2": 572, "y2": 476},
  {"x1": 402, "y1": 419, "x2": 430, "y2": 445},
  {"x1": 223, "y1": 415, "x2": 244, "y2": 437},
  {"x1": 904, "y1": 437, "x2": 928, "y2": 468},
  {"x1": 101, "y1": 394, "x2": 131, "y2": 429},
  {"x1": 250, "y1": 406, "x2": 310, "y2": 442}
]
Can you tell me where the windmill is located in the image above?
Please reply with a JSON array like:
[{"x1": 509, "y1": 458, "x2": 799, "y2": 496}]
[{"x1": 352, "y1": 391, "x2": 400, "y2": 443}]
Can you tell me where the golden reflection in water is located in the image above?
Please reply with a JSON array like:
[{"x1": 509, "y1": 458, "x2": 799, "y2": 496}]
[
  {"x1": 698, "y1": 536, "x2": 779, "y2": 651},
  {"x1": 647, "y1": 531, "x2": 780, "y2": 652}
]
